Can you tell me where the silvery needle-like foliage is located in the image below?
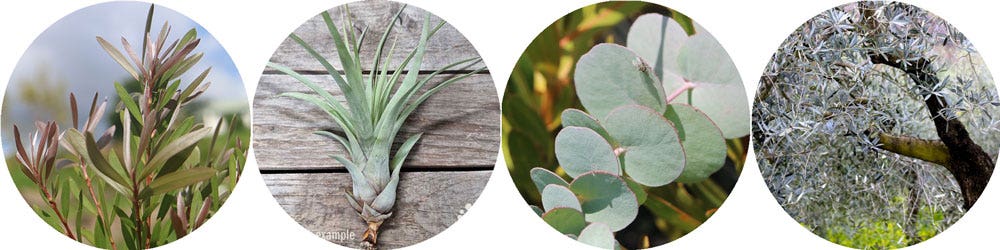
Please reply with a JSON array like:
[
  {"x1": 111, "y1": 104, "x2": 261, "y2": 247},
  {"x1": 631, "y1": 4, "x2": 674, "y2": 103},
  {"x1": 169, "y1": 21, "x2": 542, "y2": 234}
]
[
  {"x1": 267, "y1": 5, "x2": 484, "y2": 249},
  {"x1": 754, "y1": 2, "x2": 999, "y2": 247}
]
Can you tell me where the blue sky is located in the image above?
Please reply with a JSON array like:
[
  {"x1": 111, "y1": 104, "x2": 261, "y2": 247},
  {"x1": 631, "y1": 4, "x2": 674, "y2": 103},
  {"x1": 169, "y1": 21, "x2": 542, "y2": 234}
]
[{"x1": 3, "y1": 2, "x2": 247, "y2": 154}]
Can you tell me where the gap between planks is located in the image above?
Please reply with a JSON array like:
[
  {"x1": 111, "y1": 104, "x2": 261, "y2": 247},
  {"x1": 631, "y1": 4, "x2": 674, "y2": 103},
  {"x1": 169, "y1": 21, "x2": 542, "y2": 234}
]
[
  {"x1": 261, "y1": 69, "x2": 491, "y2": 75},
  {"x1": 259, "y1": 165, "x2": 496, "y2": 174}
]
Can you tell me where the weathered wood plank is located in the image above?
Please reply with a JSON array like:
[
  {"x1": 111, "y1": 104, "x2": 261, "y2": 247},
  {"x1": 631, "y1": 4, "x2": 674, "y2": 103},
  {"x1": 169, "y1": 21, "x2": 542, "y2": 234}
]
[
  {"x1": 264, "y1": 171, "x2": 490, "y2": 249},
  {"x1": 268, "y1": 0, "x2": 485, "y2": 72},
  {"x1": 253, "y1": 74, "x2": 500, "y2": 171}
]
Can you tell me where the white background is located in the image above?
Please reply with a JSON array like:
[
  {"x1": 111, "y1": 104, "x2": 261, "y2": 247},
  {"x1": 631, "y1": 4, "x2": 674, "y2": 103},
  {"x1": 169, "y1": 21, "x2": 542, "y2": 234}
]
[{"x1": 1, "y1": 0, "x2": 997, "y2": 249}]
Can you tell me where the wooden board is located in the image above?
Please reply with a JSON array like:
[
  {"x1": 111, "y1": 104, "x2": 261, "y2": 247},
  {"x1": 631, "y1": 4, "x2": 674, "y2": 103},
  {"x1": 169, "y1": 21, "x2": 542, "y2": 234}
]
[
  {"x1": 267, "y1": 0, "x2": 486, "y2": 72},
  {"x1": 256, "y1": 1, "x2": 498, "y2": 248},
  {"x1": 264, "y1": 171, "x2": 490, "y2": 249},
  {"x1": 253, "y1": 74, "x2": 499, "y2": 171}
]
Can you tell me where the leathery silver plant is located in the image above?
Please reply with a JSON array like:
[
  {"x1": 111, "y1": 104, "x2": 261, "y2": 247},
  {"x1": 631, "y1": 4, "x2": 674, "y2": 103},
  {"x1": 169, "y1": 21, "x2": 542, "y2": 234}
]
[{"x1": 267, "y1": 4, "x2": 484, "y2": 248}]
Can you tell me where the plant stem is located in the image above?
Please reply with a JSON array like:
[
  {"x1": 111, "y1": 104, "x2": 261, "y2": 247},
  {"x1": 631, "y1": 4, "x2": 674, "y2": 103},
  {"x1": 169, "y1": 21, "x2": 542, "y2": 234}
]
[
  {"x1": 665, "y1": 79, "x2": 698, "y2": 104},
  {"x1": 131, "y1": 166, "x2": 143, "y2": 248},
  {"x1": 39, "y1": 184, "x2": 76, "y2": 240},
  {"x1": 362, "y1": 221, "x2": 382, "y2": 250},
  {"x1": 79, "y1": 161, "x2": 116, "y2": 250}
]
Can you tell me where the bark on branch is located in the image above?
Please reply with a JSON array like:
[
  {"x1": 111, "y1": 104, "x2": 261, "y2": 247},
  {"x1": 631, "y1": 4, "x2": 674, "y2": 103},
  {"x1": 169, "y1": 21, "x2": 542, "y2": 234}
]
[
  {"x1": 869, "y1": 52, "x2": 994, "y2": 209},
  {"x1": 875, "y1": 132, "x2": 951, "y2": 167}
]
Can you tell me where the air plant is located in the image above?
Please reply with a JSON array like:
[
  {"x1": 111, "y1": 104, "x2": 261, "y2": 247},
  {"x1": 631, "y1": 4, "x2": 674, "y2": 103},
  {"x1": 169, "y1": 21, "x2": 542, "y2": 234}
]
[{"x1": 267, "y1": 4, "x2": 484, "y2": 249}]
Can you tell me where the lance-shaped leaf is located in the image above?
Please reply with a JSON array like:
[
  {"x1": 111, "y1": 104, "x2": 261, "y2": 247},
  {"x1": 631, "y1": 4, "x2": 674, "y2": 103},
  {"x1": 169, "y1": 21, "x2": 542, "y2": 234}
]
[
  {"x1": 603, "y1": 105, "x2": 684, "y2": 187},
  {"x1": 664, "y1": 104, "x2": 726, "y2": 183},
  {"x1": 96, "y1": 37, "x2": 141, "y2": 81},
  {"x1": 555, "y1": 126, "x2": 620, "y2": 178},
  {"x1": 140, "y1": 127, "x2": 212, "y2": 180},
  {"x1": 575, "y1": 44, "x2": 666, "y2": 119},
  {"x1": 63, "y1": 130, "x2": 130, "y2": 191},
  {"x1": 570, "y1": 171, "x2": 638, "y2": 232},
  {"x1": 139, "y1": 168, "x2": 216, "y2": 199},
  {"x1": 114, "y1": 82, "x2": 143, "y2": 124}
]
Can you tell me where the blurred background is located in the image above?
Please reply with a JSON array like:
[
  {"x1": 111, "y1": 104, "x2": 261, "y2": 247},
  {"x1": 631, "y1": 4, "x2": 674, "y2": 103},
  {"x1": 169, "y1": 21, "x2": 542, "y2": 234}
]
[
  {"x1": 2, "y1": 2, "x2": 248, "y2": 156},
  {"x1": 1, "y1": 2, "x2": 250, "y2": 241},
  {"x1": 502, "y1": 1, "x2": 747, "y2": 248}
]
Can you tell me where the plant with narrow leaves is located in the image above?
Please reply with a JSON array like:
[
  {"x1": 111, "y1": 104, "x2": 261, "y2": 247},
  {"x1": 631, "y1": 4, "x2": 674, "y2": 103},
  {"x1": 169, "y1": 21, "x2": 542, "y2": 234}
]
[
  {"x1": 7, "y1": 5, "x2": 247, "y2": 249},
  {"x1": 754, "y1": 2, "x2": 999, "y2": 247},
  {"x1": 528, "y1": 13, "x2": 747, "y2": 249},
  {"x1": 267, "y1": 4, "x2": 484, "y2": 249}
]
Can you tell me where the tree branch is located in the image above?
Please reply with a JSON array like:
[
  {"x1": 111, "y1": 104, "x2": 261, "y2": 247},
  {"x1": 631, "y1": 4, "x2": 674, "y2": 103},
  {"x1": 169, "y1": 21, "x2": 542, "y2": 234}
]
[
  {"x1": 869, "y1": 52, "x2": 995, "y2": 209},
  {"x1": 875, "y1": 132, "x2": 950, "y2": 167}
]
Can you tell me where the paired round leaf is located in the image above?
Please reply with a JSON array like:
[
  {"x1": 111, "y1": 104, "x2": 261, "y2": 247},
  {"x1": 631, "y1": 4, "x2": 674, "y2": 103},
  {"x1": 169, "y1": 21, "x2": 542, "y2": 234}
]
[
  {"x1": 626, "y1": 13, "x2": 749, "y2": 138},
  {"x1": 561, "y1": 108, "x2": 613, "y2": 143},
  {"x1": 623, "y1": 177, "x2": 647, "y2": 205},
  {"x1": 542, "y1": 207, "x2": 587, "y2": 235},
  {"x1": 664, "y1": 104, "x2": 727, "y2": 183},
  {"x1": 574, "y1": 43, "x2": 666, "y2": 119},
  {"x1": 542, "y1": 184, "x2": 581, "y2": 212},
  {"x1": 555, "y1": 126, "x2": 620, "y2": 177},
  {"x1": 530, "y1": 167, "x2": 568, "y2": 194},
  {"x1": 602, "y1": 105, "x2": 684, "y2": 187},
  {"x1": 577, "y1": 222, "x2": 616, "y2": 249},
  {"x1": 570, "y1": 171, "x2": 638, "y2": 232}
]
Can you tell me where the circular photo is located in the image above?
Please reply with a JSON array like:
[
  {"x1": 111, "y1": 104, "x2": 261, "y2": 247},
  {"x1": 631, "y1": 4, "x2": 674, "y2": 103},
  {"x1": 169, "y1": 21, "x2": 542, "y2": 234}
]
[
  {"x1": 2, "y1": 2, "x2": 249, "y2": 249},
  {"x1": 502, "y1": 1, "x2": 749, "y2": 249},
  {"x1": 252, "y1": 0, "x2": 499, "y2": 249},
  {"x1": 753, "y1": 1, "x2": 998, "y2": 248}
]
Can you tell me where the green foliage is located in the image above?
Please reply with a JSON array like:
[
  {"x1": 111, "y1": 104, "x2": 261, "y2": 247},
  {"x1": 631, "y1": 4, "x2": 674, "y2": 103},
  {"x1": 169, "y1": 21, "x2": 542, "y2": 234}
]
[
  {"x1": 6, "y1": 5, "x2": 247, "y2": 249},
  {"x1": 515, "y1": 6, "x2": 747, "y2": 249},
  {"x1": 826, "y1": 221, "x2": 908, "y2": 249},
  {"x1": 754, "y1": 2, "x2": 995, "y2": 247},
  {"x1": 822, "y1": 206, "x2": 945, "y2": 250},
  {"x1": 268, "y1": 3, "x2": 484, "y2": 247}
]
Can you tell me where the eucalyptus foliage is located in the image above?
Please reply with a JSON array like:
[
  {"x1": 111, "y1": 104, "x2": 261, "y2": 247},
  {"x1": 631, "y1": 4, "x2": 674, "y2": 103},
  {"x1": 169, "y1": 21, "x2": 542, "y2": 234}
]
[
  {"x1": 7, "y1": 6, "x2": 246, "y2": 249},
  {"x1": 754, "y1": 2, "x2": 999, "y2": 248},
  {"x1": 267, "y1": 4, "x2": 483, "y2": 249},
  {"x1": 530, "y1": 13, "x2": 746, "y2": 249}
]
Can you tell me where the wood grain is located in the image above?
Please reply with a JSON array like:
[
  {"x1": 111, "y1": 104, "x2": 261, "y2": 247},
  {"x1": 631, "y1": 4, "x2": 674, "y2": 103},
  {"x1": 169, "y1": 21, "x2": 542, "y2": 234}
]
[
  {"x1": 267, "y1": 0, "x2": 485, "y2": 72},
  {"x1": 264, "y1": 171, "x2": 490, "y2": 249},
  {"x1": 253, "y1": 74, "x2": 500, "y2": 171},
  {"x1": 257, "y1": 2, "x2": 498, "y2": 248}
]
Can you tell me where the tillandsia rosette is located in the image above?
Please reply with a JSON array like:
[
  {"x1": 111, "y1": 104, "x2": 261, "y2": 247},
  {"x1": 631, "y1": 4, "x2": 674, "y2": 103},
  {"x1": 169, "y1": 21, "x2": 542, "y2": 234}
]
[
  {"x1": 267, "y1": 4, "x2": 484, "y2": 249},
  {"x1": 529, "y1": 13, "x2": 748, "y2": 249}
]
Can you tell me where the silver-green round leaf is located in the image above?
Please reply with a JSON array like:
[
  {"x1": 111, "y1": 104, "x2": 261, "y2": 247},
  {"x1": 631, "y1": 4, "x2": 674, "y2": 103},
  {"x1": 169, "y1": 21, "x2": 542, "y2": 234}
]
[
  {"x1": 530, "y1": 167, "x2": 568, "y2": 194},
  {"x1": 561, "y1": 108, "x2": 613, "y2": 143},
  {"x1": 542, "y1": 184, "x2": 582, "y2": 212},
  {"x1": 602, "y1": 105, "x2": 684, "y2": 187},
  {"x1": 627, "y1": 13, "x2": 749, "y2": 138},
  {"x1": 555, "y1": 126, "x2": 621, "y2": 178},
  {"x1": 577, "y1": 222, "x2": 617, "y2": 249},
  {"x1": 569, "y1": 171, "x2": 639, "y2": 232},
  {"x1": 664, "y1": 104, "x2": 726, "y2": 183},
  {"x1": 575, "y1": 43, "x2": 666, "y2": 119},
  {"x1": 542, "y1": 207, "x2": 587, "y2": 236}
]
